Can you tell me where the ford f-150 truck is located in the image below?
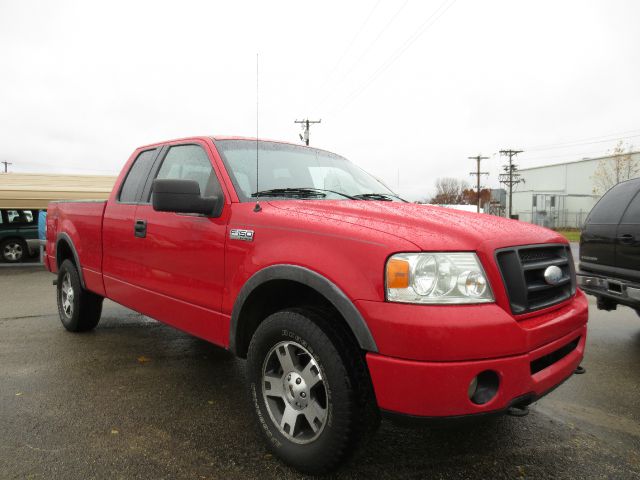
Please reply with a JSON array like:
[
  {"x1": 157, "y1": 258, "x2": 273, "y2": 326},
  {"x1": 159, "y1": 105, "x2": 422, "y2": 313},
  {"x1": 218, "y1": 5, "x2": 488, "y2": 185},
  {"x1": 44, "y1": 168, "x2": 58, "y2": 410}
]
[{"x1": 45, "y1": 136, "x2": 588, "y2": 473}]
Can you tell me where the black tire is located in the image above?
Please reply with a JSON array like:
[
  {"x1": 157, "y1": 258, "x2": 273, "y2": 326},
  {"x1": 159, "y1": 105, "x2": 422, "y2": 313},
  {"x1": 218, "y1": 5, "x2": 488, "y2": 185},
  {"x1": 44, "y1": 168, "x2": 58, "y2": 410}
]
[
  {"x1": 247, "y1": 308, "x2": 379, "y2": 474},
  {"x1": 56, "y1": 259, "x2": 103, "y2": 332},
  {"x1": 1, "y1": 238, "x2": 27, "y2": 263}
]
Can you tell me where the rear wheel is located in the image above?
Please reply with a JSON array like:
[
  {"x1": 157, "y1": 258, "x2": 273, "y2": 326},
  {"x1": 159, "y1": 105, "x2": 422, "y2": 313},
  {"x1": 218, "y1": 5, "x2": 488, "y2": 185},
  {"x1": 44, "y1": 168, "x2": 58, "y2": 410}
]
[
  {"x1": 57, "y1": 259, "x2": 103, "y2": 332},
  {"x1": 247, "y1": 308, "x2": 379, "y2": 474},
  {"x1": 1, "y1": 239, "x2": 27, "y2": 263}
]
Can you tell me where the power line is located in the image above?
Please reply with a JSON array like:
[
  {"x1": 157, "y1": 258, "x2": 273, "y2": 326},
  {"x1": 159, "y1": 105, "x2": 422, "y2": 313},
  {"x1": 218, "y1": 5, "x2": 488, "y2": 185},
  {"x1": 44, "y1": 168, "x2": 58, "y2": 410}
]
[
  {"x1": 524, "y1": 128, "x2": 640, "y2": 152},
  {"x1": 520, "y1": 151, "x2": 640, "y2": 171},
  {"x1": 468, "y1": 155, "x2": 489, "y2": 213},
  {"x1": 314, "y1": 0, "x2": 382, "y2": 97},
  {"x1": 1, "y1": 161, "x2": 12, "y2": 173},
  {"x1": 524, "y1": 133, "x2": 640, "y2": 153},
  {"x1": 295, "y1": 118, "x2": 321, "y2": 146},
  {"x1": 331, "y1": 0, "x2": 456, "y2": 115},
  {"x1": 522, "y1": 142, "x2": 639, "y2": 164},
  {"x1": 314, "y1": 0, "x2": 410, "y2": 112},
  {"x1": 498, "y1": 149, "x2": 524, "y2": 219},
  {"x1": 523, "y1": 149, "x2": 623, "y2": 163}
]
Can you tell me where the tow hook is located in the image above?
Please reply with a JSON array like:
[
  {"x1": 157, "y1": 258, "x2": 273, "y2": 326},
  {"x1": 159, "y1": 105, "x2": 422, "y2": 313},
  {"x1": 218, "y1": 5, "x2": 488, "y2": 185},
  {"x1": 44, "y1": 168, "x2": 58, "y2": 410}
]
[
  {"x1": 507, "y1": 404, "x2": 530, "y2": 417},
  {"x1": 507, "y1": 365, "x2": 585, "y2": 418}
]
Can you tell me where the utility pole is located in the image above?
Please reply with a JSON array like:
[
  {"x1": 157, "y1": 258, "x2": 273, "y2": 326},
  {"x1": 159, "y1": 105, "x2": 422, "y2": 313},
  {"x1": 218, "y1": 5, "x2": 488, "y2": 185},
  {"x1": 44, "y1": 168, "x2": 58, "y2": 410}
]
[
  {"x1": 1, "y1": 161, "x2": 12, "y2": 173},
  {"x1": 498, "y1": 149, "x2": 524, "y2": 218},
  {"x1": 294, "y1": 118, "x2": 321, "y2": 146},
  {"x1": 468, "y1": 155, "x2": 489, "y2": 213}
]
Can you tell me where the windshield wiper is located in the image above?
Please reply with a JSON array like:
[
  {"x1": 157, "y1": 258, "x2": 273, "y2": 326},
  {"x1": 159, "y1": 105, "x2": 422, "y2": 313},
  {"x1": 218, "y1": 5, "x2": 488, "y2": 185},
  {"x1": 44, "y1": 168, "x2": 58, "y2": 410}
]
[
  {"x1": 352, "y1": 193, "x2": 404, "y2": 202},
  {"x1": 251, "y1": 187, "x2": 355, "y2": 199}
]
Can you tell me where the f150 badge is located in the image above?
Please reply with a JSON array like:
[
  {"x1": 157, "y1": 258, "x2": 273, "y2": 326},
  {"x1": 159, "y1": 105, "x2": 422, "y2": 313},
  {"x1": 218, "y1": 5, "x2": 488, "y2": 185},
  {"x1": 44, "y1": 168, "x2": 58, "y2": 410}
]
[{"x1": 230, "y1": 228, "x2": 255, "y2": 242}]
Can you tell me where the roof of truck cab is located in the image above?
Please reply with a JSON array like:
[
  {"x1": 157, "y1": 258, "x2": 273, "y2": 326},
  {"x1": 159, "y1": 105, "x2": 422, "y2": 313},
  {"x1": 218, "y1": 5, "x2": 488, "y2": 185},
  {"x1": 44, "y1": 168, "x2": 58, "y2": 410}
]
[
  {"x1": 138, "y1": 136, "x2": 342, "y2": 157},
  {"x1": 210, "y1": 135, "x2": 300, "y2": 146},
  {"x1": 139, "y1": 135, "x2": 298, "y2": 148}
]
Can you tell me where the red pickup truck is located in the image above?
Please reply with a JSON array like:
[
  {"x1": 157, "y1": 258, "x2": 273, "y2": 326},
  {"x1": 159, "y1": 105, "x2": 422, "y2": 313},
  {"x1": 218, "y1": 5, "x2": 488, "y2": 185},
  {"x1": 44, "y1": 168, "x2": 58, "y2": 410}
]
[{"x1": 45, "y1": 136, "x2": 588, "y2": 473}]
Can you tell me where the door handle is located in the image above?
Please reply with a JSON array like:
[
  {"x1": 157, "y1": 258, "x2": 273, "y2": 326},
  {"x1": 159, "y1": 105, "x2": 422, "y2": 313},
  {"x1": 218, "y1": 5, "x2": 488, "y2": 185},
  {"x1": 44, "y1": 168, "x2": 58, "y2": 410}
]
[
  {"x1": 617, "y1": 233, "x2": 634, "y2": 244},
  {"x1": 134, "y1": 219, "x2": 147, "y2": 238}
]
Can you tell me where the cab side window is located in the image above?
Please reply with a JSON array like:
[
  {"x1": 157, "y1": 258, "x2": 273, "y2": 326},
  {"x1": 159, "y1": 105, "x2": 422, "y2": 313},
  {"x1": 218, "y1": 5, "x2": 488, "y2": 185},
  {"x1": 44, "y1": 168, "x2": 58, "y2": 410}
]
[
  {"x1": 119, "y1": 149, "x2": 157, "y2": 203},
  {"x1": 153, "y1": 145, "x2": 222, "y2": 199},
  {"x1": 587, "y1": 180, "x2": 640, "y2": 224}
]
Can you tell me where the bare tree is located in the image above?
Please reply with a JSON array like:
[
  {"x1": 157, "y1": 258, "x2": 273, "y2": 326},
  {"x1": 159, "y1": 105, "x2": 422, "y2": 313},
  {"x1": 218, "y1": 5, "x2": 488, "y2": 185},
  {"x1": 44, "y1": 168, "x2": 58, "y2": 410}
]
[
  {"x1": 430, "y1": 178, "x2": 470, "y2": 204},
  {"x1": 592, "y1": 141, "x2": 639, "y2": 194},
  {"x1": 462, "y1": 188, "x2": 492, "y2": 206}
]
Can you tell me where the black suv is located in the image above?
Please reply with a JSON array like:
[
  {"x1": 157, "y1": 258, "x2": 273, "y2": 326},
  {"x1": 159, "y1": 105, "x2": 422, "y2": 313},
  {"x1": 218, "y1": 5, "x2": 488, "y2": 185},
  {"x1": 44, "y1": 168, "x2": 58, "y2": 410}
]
[{"x1": 579, "y1": 177, "x2": 640, "y2": 313}]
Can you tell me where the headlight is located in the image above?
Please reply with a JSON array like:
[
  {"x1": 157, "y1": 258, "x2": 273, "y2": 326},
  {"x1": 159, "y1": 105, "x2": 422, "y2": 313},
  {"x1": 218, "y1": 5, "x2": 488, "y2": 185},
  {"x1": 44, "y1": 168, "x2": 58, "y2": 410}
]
[{"x1": 386, "y1": 252, "x2": 493, "y2": 304}]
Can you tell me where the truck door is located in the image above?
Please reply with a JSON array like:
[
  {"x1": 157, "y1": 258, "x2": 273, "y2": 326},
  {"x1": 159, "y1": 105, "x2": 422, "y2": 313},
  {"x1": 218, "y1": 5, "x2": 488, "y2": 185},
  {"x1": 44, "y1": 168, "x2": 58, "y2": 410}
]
[
  {"x1": 129, "y1": 141, "x2": 229, "y2": 344},
  {"x1": 103, "y1": 147, "x2": 160, "y2": 299},
  {"x1": 614, "y1": 182, "x2": 640, "y2": 281},
  {"x1": 580, "y1": 179, "x2": 639, "y2": 270}
]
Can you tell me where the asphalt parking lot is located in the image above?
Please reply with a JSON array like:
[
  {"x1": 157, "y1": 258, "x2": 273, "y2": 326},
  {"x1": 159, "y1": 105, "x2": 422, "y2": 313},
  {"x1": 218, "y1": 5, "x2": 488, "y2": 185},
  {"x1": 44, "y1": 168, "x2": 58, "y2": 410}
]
[{"x1": 1, "y1": 262, "x2": 640, "y2": 479}]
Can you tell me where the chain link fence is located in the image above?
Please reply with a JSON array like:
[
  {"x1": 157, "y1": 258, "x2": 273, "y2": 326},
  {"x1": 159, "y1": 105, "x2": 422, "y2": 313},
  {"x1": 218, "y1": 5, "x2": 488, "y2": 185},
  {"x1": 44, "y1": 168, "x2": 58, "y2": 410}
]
[{"x1": 515, "y1": 210, "x2": 589, "y2": 229}]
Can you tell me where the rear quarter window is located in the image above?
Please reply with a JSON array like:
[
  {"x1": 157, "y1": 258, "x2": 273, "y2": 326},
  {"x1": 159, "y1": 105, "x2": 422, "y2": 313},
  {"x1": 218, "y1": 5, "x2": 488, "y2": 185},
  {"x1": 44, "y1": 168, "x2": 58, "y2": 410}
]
[
  {"x1": 587, "y1": 180, "x2": 640, "y2": 225},
  {"x1": 619, "y1": 189, "x2": 640, "y2": 223},
  {"x1": 119, "y1": 149, "x2": 157, "y2": 203}
]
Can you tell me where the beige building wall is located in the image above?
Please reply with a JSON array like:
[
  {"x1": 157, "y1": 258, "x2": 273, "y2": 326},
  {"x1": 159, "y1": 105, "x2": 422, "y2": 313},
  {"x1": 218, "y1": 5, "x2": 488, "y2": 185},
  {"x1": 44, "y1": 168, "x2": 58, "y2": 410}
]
[{"x1": 0, "y1": 173, "x2": 117, "y2": 209}]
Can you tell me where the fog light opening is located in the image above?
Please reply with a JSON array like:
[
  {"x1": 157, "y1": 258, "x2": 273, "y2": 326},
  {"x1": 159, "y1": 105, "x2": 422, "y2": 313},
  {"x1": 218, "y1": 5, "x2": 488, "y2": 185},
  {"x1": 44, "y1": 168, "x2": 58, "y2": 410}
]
[{"x1": 468, "y1": 370, "x2": 500, "y2": 405}]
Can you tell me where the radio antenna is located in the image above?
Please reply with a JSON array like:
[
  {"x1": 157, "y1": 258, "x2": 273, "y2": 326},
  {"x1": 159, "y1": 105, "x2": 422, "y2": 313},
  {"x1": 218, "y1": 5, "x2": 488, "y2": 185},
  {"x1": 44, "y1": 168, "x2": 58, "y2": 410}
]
[{"x1": 253, "y1": 52, "x2": 262, "y2": 213}]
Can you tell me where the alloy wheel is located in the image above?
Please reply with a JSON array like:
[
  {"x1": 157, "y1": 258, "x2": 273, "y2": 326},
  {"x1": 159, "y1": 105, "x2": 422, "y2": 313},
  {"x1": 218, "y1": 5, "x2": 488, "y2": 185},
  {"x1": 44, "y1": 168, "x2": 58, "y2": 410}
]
[
  {"x1": 60, "y1": 272, "x2": 74, "y2": 318},
  {"x1": 261, "y1": 340, "x2": 328, "y2": 444},
  {"x1": 3, "y1": 242, "x2": 23, "y2": 262}
]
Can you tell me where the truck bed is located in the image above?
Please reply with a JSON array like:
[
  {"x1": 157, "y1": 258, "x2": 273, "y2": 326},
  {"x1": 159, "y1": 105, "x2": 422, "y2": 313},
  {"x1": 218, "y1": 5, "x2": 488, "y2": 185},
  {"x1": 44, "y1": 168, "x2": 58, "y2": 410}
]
[{"x1": 46, "y1": 200, "x2": 107, "y2": 296}]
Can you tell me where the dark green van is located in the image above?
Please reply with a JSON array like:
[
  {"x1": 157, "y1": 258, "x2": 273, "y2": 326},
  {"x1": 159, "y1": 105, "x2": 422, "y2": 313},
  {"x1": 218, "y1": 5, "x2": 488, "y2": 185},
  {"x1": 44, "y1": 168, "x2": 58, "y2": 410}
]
[{"x1": 0, "y1": 209, "x2": 39, "y2": 263}]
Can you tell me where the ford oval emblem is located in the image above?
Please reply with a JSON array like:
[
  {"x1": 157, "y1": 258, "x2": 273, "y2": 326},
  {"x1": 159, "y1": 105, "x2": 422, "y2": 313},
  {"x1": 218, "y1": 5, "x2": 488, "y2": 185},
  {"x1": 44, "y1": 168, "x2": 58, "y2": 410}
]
[{"x1": 543, "y1": 265, "x2": 563, "y2": 285}]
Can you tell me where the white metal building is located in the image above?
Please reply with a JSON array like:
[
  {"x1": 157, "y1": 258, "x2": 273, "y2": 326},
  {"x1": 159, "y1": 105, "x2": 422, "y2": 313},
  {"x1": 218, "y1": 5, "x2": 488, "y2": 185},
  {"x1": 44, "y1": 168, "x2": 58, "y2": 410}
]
[{"x1": 509, "y1": 151, "x2": 640, "y2": 228}]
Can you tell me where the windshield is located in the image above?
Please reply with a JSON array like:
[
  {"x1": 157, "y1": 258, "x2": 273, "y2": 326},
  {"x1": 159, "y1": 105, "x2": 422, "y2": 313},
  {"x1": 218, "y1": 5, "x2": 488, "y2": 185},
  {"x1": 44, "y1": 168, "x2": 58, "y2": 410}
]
[{"x1": 215, "y1": 140, "x2": 403, "y2": 202}]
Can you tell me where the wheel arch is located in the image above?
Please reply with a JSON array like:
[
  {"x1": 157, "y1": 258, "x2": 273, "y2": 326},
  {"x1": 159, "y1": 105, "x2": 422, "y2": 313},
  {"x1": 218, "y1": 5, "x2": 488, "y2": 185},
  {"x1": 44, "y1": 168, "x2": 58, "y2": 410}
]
[
  {"x1": 230, "y1": 264, "x2": 378, "y2": 358},
  {"x1": 0, "y1": 235, "x2": 27, "y2": 246},
  {"x1": 56, "y1": 233, "x2": 85, "y2": 288}
]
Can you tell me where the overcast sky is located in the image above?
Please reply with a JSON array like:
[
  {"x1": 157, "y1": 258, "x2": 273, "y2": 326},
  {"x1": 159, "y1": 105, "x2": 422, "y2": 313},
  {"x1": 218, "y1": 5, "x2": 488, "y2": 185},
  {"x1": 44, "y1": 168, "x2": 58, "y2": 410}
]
[{"x1": 1, "y1": 0, "x2": 639, "y2": 200}]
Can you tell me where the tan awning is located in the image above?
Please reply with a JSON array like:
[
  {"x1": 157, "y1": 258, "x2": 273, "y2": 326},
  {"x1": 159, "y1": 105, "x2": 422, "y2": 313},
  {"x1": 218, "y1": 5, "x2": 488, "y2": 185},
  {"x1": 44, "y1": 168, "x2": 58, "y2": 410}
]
[{"x1": 0, "y1": 173, "x2": 117, "y2": 209}]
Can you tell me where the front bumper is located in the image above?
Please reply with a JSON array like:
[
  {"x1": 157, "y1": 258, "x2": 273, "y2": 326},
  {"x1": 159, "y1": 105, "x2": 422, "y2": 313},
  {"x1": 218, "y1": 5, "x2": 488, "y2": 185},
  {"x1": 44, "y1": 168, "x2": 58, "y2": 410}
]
[{"x1": 366, "y1": 325, "x2": 586, "y2": 417}]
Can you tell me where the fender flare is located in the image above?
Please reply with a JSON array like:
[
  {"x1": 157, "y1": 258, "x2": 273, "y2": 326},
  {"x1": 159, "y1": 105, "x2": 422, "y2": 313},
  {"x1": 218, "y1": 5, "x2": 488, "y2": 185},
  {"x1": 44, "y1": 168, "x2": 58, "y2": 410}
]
[
  {"x1": 229, "y1": 264, "x2": 378, "y2": 354},
  {"x1": 56, "y1": 233, "x2": 85, "y2": 288}
]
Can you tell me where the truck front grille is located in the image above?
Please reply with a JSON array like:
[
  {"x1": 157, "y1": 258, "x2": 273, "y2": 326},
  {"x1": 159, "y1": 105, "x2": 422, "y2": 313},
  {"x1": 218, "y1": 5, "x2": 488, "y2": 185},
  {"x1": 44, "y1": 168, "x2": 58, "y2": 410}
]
[{"x1": 496, "y1": 244, "x2": 576, "y2": 314}]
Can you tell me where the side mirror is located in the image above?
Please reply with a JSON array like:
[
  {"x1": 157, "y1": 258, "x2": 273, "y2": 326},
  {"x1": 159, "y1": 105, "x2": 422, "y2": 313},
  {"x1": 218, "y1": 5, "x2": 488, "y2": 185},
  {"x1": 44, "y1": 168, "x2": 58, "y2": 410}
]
[{"x1": 152, "y1": 179, "x2": 222, "y2": 217}]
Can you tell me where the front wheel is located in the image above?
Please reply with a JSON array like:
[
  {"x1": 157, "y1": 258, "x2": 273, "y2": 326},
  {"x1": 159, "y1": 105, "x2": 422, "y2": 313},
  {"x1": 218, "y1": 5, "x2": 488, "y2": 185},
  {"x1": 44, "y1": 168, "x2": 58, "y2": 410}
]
[
  {"x1": 57, "y1": 259, "x2": 103, "y2": 332},
  {"x1": 247, "y1": 308, "x2": 379, "y2": 474}
]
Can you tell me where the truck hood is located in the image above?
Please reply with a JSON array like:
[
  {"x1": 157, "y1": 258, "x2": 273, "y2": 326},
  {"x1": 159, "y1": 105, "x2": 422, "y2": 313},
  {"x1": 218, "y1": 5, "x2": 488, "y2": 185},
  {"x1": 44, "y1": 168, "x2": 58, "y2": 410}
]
[{"x1": 268, "y1": 201, "x2": 565, "y2": 251}]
